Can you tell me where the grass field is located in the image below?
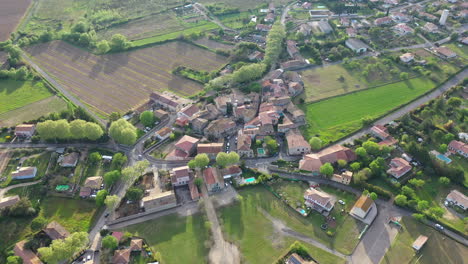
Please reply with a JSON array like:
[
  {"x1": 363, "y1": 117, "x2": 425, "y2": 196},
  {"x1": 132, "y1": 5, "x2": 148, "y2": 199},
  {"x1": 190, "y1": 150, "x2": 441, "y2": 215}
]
[
  {"x1": 199, "y1": 0, "x2": 290, "y2": 11},
  {"x1": 0, "y1": 80, "x2": 53, "y2": 115},
  {"x1": 300, "y1": 77, "x2": 435, "y2": 143},
  {"x1": 122, "y1": 213, "x2": 211, "y2": 264},
  {"x1": 0, "y1": 96, "x2": 68, "y2": 128},
  {"x1": 380, "y1": 217, "x2": 468, "y2": 264},
  {"x1": 0, "y1": 0, "x2": 31, "y2": 41},
  {"x1": 445, "y1": 43, "x2": 468, "y2": 60},
  {"x1": 26, "y1": 40, "x2": 228, "y2": 115}
]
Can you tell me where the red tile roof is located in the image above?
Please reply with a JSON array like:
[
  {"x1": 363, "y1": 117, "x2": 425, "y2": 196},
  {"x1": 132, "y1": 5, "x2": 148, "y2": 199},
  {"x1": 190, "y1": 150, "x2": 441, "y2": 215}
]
[
  {"x1": 14, "y1": 240, "x2": 42, "y2": 264},
  {"x1": 197, "y1": 143, "x2": 223, "y2": 154},
  {"x1": 175, "y1": 135, "x2": 199, "y2": 153},
  {"x1": 44, "y1": 221, "x2": 70, "y2": 240}
]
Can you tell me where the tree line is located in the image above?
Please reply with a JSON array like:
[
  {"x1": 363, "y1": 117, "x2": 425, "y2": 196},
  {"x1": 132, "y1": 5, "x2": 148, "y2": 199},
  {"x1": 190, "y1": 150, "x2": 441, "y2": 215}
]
[{"x1": 36, "y1": 119, "x2": 104, "y2": 141}]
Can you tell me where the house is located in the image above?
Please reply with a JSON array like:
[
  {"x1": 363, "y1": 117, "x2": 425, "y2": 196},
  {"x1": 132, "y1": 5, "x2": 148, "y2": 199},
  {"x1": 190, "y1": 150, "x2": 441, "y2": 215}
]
[
  {"x1": 304, "y1": 188, "x2": 334, "y2": 212},
  {"x1": 446, "y1": 190, "x2": 468, "y2": 210},
  {"x1": 345, "y1": 38, "x2": 369, "y2": 53},
  {"x1": 393, "y1": 23, "x2": 414, "y2": 35},
  {"x1": 264, "y1": 13, "x2": 275, "y2": 23},
  {"x1": 60, "y1": 152, "x2": 79, "y2": 167},
  {"x1": 79, "y1": 187, "x2": 92, "y2": 198},
  {"x1": 278, "y1": 114, "x2": 296, "y2": 133},
  {"x1": 298, "y1": 23, "x2": 313, "y2": 36},
  {"x1": 256, "y1": 24, "x2": 272, "y2": 32},
  {"x1": 387, "y1": 157, "x2": 412, "y2": 178},
  {"x1": 44, "y1": 221, "x2": 70, "y2": 240},
  {"x1": 167, "y1": 135, "x2": 199, "y2": 160},
  {"x1": 248, "y1": 51, "x2": 264, "y2": 61},
  {"x1": 204, "y1": 118, "x2": 236, "y2": 139},
  {"x1": 155, "y1": 127, "x2": 172, "y2": 141},
  {"x1": 175, "y1": 115, "x2": 189, "y2": 127},
  {"x1": 150, "y1": 92, "x2": 182, "y2": 112},
  {"x1": 374, "y1": 16, "x2": 393, "y2": 26},
  {"x1": 419, "y1": 12, "x2": 438, "y2": 21},
  {"x1": 346, "y1": 27, "x2": 357, "y2": 37},
  {"x1": 178, "y1": 104, "x2": 200, "y2": 119},
  {"x1": 301, "y1": 2, "x2": 312, "y2": 9},
  {"x1": 0, "y1": 195, "x2": 20, "y2": 210},
  {"x1": 331, "y1": 171, "x2": 353, "y2": 185},
  {"x1": 434, "y1": 46, "x2": 458, "y2": 59},
  {"x1": 400, "y1": 53, "x2": 414, "y2": 63},
  {"x1": 197, "y1": 143, "x2": 223, "y2": 159},
  {"x1": 153, "y1": 109, "x2": 169, "y2": 120},
  {"x1": 412, "y1": 235, "x2": 428, "y2": 251},
  {"x1": 142, "y1": 190, "x2": 177, "y2": 212},
  {"x1": 448, "y1": 140, "x2": 468, "y2": 157},
  {"x1": 14, "y1": 124, "x2": 35, "y2": 138},
  {"x1": 384, "y1": 0, "x2": 399, "y2": 5},
  {"x1": 170, "y1": 166, "x2": 192, "y2": 186},
  {"x1": 268, "y1": 2, "x2": 275, "y2": 12},
  {"x1": 422, "y1": 22, "x2": 439, "y2": 33},
  {"x1": 191, "y1": 118, "x2": 209, "y2": 133},
  {"x1": 214, "y1": 96, "x2": 230, "y2": 114},
  {"x1": 286, "y1": 129, "x2": 311, "y2": 156},
  {"x1": 370, "y1": 125, "x2": 390, "y2": 139},
  {"x1": 14, "y1": 240, "x2": 42, "y2": 264},
  {"x1": 288, "y1": 82, "x2": 304, "y2": 96},
  {"x1": 113, "y1": 249, "x2": 131, "y2": 264},
  {"x1": 299, "y1": 145, "x2": 356, "y2": 173},
  {"x1": 350, "y1": 195, "x2": 374, "y2": 219},
  {"x1": 11, "y1": 167, "x2": 37, "y2": 180},
  {"x1": 112, "y1": 231, "x2": 124, "y2": 242},
  {"x1": 237, "y1": 133, "x2": 254, "y2": 158},
  {"x1": 221, "y1": 165, "x2": 242, "y2": 179},
  {"x1": 340, "y1": 17, "x2": 350, "y2": 27},
  {"x1": 286, "y1": 253, "x2": 316, "y2": 264},
  {"x1": 130, "y1": 238, "x2": 143, "y2": 251},
  {"x1": 311, "y1": 20, "x2": 333, "y2": 34},
  {"x1": 461, "y1": 37, "x2": 468, "y2": 45},
  {"x1": 287, "y1": 40, "x2": 301, "y2": 59},
  {"x1": 84, "y1": 176, "x2": 103, "y2": 189},
  {"x1": 391, "y1": 12, "x2": 411, "y2": 22},
  {"x1": 188, "y1": 180, "x2": 200, "y2": 201},
  {"x1": 203, "y1": 167, "x2": 224, "y2": 193},
  {"x1": 280, "y1": 60, "x2": 310, "y2": 71}
]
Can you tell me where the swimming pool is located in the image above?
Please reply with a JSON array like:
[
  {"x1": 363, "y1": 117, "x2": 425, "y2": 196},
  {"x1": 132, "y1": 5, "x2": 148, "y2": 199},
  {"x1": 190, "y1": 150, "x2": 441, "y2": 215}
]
[
  {"x1": 299, "y1": 209, "x2": 306, "y2": 215},
  {"x1": 244, "y1": 177, "x2": 256, "y2": 184},
  {"x1": 436, "y1": 154, "x2": 452, "y2": 164}
]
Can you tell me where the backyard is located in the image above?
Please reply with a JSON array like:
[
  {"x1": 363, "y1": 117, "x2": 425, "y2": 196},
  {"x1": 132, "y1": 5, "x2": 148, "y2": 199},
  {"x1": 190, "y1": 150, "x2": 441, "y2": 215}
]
[
  {"x1": 380, "y1": 217, "x2": 468, "y2": 264},
  {"x1": 300, "y1": 77, "x2": 435, "y2": 143},
  {"x1": 1, "y1": 150, "x2": 52, "y2": 187}
]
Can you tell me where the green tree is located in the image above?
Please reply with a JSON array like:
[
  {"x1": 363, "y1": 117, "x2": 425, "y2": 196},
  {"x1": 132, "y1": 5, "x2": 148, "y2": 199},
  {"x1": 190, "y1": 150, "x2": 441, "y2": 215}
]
[
  {"x1": 408, "y1": 178, "x2": 425, "y2": 188},
  {"x1": 370, "y1": 192, "x2": 378, "y2": 200},
  {"x1": 102, "y1": 235, "x2": 118, "y2": 250},
  {"x1": 354, "y1": 168, "x2": 371, "y2": 184},
  {"x1": 443, "y1": 133, "x2": 455, "y2": 144},
  {"x1": 320, "y1": 163, "x2": 334, "y2": 177},
  {"x1": 31, "y1": 216, "x2": 48, "y2": 231},
  {"x1": 355, "y1": 147, "x2": 367, "y2": 158},
  {"x1": 227, "y1": 152, "x2": 240, "y2": 165},
  {"x1": 109, "y1": 112, "x2": 121, "y2": 122},
  {"x1": 36, "y1": 120, "x2": 58, "y2": 140},
  {"x1": 438, "y1": 177, "x2": 450, "y2": 185},
  {"x1": 439, "y1": 143, "x2": 448, "y2": 153},
  {"x1": 394, "y1": 194, "x2": 408, "y2": 206},
  {"x1": 429, "y1": 206, "x2": 444, "y2": 218},
  {"x1": 337, "y1": 159, "x2": 347, "y2": 168},
  {"x1": 350, "y1": 162, "x2": 361, "y2": 172},
  {"x1": 55, "y1": 119, "x2": 70, "y2": 139},
  {"x1": 89, "y1": 152, "x2": 102, "y2": 164},
  {"x1": 78, "y1": 33, "x2": 91, "y2": 46},
  {"x1": 417, "y1": 200, "x2": 429, "y2": 211},
  {"x1": 309, "y1": 137, "x2": 322, "y2": 150},
  {"x1": 400, "y1": 72, "x2": 409, "y2": 80},
  {"x1": 447, "y1": 97, "x2": 462, "y2": 108},
  {"x1": 96, "y1": 190, "x2": 108, "y2": 206},
  {"x1": 194, "y1": 177, "x2": 203, "y2": 188},
  {"x1": 69, "y1": 119, "x2": 86, "y2": 139},
  {"x1": 104, "y1": 195, "x2": 120, "y2": 210},
  {"x1": 38, "y1": 232, "x2": 89, "y2": 264},
  {"x1": 402, "y1": 186, "x2": 416, "y2": 198},
  {"x1": 111, "y1": 153, "x2": 127, "y2": 170},
  {"x1": 362, "y1": 141, "x2": 380, "y2": 156},
  {"x1": 125, "y1": 187, "x2": 144, "y2": 201},
  {"x1": 110, "y1": 34, "x2": 130, "y2": 51},
  {"x1": 121, "y1": 160, "x2": 149, "y2": 184},
  {"x1": 189, "y1": 153, "x2": 210, "y2": 169},
  {"x1": 264, "y1": 22, "x2": 286, "y2": 66},
  {"x1": 265, "y1": 136, "x2": 279, "y2": 154},
  {"x1": 232, "y1": 63, "x2": 267, "y2": 83},
  {"x1": 216, "y1": 152, "x2": 229, "y2": 167},
  {"x1": 103, "y1": 170, "x2": 121, "y2": 186},
  {"x1": 139, "y1": 111, "x2": 155, "y2": 127},
  {"x1": 72, "y1": 21, "x2": 88, "y2": 33},
  {"x1": 6, "y1": 256, "x2": 22, "y2": 264},
  {"x1": 109, "y1": 119, "x2": 137, "y2": 145},
  {"x1": 412, "y1": 213, "x2": 425, "y2": 222},
  {"x1": 85, "y1": 122, "x2": 104, "y2": 140},
  {"x1": 369, "y1": 157, "x2": 385, "y2": 175},
  {"x1": 97, "y1": 40, "x2": 110, "y2": 54}
]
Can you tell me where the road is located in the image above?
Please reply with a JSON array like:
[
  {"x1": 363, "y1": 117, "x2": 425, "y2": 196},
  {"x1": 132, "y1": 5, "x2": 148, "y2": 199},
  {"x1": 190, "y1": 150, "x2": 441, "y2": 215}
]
[
  {"x1": 20, "y1": 51, "x2": 107, "y2": 127},
  {"x1": 0, "y1": 180, "x2": 41, "y2": 199}
]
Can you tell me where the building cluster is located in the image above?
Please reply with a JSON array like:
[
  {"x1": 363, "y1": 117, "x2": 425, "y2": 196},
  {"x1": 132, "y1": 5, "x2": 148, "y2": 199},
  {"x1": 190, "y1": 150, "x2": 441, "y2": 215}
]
[{"x1": 110, "y1": 232, "x2": 149, "y2": 264}]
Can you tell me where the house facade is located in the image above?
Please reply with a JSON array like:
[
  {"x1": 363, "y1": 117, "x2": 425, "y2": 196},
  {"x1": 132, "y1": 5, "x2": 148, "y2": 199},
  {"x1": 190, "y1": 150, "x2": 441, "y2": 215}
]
[
  {"x1": 170, "y1": 166, "x2": 192, "y2": 186},
  {"x1": 448, "y1": 140, "x2": 468, "y2": 158},
  {"x1": 11, "y1": 167, "x2": 37, "y2": 180},
  {"x1": 304, "y1": 188, "x2": 334, "y2": 212},
  {"x1": 14, "y1": 124, "x2": 35, "y2": 138},
  {"x1": 446, "y1": 190, "x2": 468, "y2": 210}
]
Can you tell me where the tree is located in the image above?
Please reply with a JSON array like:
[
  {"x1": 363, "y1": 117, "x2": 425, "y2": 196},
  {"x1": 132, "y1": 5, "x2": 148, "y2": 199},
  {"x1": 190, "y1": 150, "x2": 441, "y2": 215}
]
[
  {"x1": 84, "y1": 122, "x2": 104, "y2": 141},
  {"x1": 402, "y1": 186, "x2": 416, "y2": 199},
  {"x1": 369, "y1": 157, "x2": 385, "y2": 175},
  {"x1": 355, "y1": 147, "x2": 367, "y2": 159},
  {"x1": 370, "y1": 192, "x2": 378, "y2": 200},
  {"x1": 55, "y1": 119, "x2": 71, "y2": 139},
  {"x1": 227, "y1": 152, "x2": 240, "y2": 165},
  {"x1": 6, "y1": 256, "x2": 22, "y2": 264},
  {"x1": 8, "y1": 198, "x2": 35, "y2": 216},
  {"x1": 38, "y1": 232, "x2": 89, "y2": 264},
  {"x1": 408, "y1": 178, "x2": 425, "y2": 188},
  {"x1": 111, "y1": 153, "x2": 127, "y2": 170},
  {"x1": 337, "y1": 159, "x2": 347, "y2": 168},
  {"x1": 443, "y1": 133, "x2": 455, "y2": 144},
  {"x1": 412, "y1": 213, "x2": 426, "y2": 222},
  {"x1": 438, "y1": 177, "x2": 450, "y2": 185},
  {"x1": 102, "y1": 235, "x2": 118, "y2": 250},
  {"x1": 319, "y1": 163, "x2": 334, "y2": 177},
  {"x1": 97, "y1": 40, "x2": 110, "y2": 54},
  {"x1": 109, "y1": 119, "x2": 137, "y2": 145},
  {"x1": 350, "y1": 162, "x2": 361, "y2": 172},
  {"x1": 400, "y1": 72, "x2": 409, "y2": 80},
  {"x1": 362, "y1": 141, "x2": 380, "y2": 156},
  {"x1": 72, "y1": 21, "x2": 88, "y2": 33},
  {"x1": 139, "y1": 111, "x2": 155, "y2": 127},
  {"x1": 126, "y1": 187, "x2": 144, "y2": 201},
  {"x1": 447, "y1": 97, "x2": 462, "y2": 108},
  {"x1": 189, "y1": 153, "x2": 210, "y2": 169},
  {"x1": 89, "y1": 152, "x2": 102, "y2": 164},
  {"x1": 36, "y1": 120, "x2": 58, "y2": 140},
  {"x1": 121, "y1": 160, "x2": 149, "y2": 184},
  {"x1": 309, "y1": 137, "x2": 322, "y2": 150},
  {"x1": 429, "y1": 206, "x2": 444, "y2": 218},
  {"x1": 216, "y1": 152, "x2": 229, "y2": 167},
  {"x1": 110, "y1": 34, "x2": 130, "y2": 51},
  {"x1": 104, "y1": 170, "x2": 121, "y2": 186},
  {"x1": 69, "y1": 119, "x2": 86, "y2": 139},
  {"x1": 354, "y1": 168, "x2": 371, "y2": 184},
  {"x1": 104, "y1": 195, "x2": 120, "y2": 210},
  {"x1": 194, "y1": 177, "x2": 203, "y2": 188},
  {"x1": 31, "y1": 216, "x2": 48, "y2": 231},
  {"x1": 265, "y1": 136, "x2": 279, "y2": 154},
  {"x1": 394, "y1": 194, "x2": 408, "y2": 206},
  {"x1": 417, "y1": 200, "x2": 429, "y2": 211},
  {"x1": 264, "y1": 22, "x2": 286, "y2": 66},
  {"x1": 439, "y1": 143, "x2": 448, "y2": 153},
  {"x1": 96, "y1": 190, "x2": 108, "y2": 206},
  {"x1": 78, "y1": 33, "x2": 91, "y2": 46},
  {"x1": 109, "y1": 112, "x2": 121, "y2": 122}
]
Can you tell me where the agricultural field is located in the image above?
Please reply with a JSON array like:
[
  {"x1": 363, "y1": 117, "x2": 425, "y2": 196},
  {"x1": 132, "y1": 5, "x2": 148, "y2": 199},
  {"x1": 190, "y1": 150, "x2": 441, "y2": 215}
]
[
  {"x1": 0, "y1": 80, "x2": 53, "y2": 115},
  {"x1": 301, "y1": 77, "x2": 435, "y2": 143},
  {"x1": 122, "y1": 213, "x2": 211, "y2": 264},
  {"x1": 0, "y1": 0, "x2": 31, "y2": 41},
  {"x1": 0, "y1": 96, "x2": 68, "y2": 128},
  {"x1": 380, "y1": 217, "x2": 468, "y2": 264},
  {"x1": 26, "y1": 40, "x2": 228, "y2": 116},
  {"x1": 199, "y1": 0, "x2": 290, "y2": 11},
  {"x1": 194, "y1": 37, "x2": 235, "y2": 51}
]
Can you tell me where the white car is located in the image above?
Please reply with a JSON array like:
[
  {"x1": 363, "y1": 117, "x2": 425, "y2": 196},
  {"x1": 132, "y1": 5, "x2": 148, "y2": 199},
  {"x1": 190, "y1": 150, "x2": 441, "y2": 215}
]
[
  {"x1": 338, "y1": 200, "x2": 346, "y2": 205},
  {"x1": 435, "y1": 224, "x2": 444, "y2": 230}
]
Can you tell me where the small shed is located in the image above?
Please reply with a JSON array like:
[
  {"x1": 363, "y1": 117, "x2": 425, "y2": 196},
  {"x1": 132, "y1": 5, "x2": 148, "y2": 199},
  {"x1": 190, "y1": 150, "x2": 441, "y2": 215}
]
[{"x1": 412, "y1": 235, "x2": 428, "y2": 251}]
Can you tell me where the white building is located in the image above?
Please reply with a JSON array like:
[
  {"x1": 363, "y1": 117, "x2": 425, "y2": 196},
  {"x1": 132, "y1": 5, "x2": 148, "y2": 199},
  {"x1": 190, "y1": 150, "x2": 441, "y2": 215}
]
[{"x1": 439, "y1": 9, "x2": 449, "y2": 25}]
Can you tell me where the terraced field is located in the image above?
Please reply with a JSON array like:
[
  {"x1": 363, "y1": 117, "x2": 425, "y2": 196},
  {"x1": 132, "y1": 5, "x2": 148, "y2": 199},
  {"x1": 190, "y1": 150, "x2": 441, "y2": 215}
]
[{"x1": 26, "y1": 40, "x2": 228, "y2": 115}]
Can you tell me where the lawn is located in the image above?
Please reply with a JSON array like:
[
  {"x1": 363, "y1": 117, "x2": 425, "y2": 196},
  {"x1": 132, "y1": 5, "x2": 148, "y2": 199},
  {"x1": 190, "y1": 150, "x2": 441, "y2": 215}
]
[
  {"x1": 445, "y1": 42, "x2": 468, "y2": 60},
  {"x1": 380, "y1": 217, "x2": 468, "y2": 264},
  {"x1": 221, "y1": 186, "x2": 361, "y2": 256},
  {"x1": 122, "y1": 213, "x2": 210, "y2": 264},
  {"x1": 1, "y1": 151, "x2": 52, "y2": 187},
  {"x1": 0, "y1": 80, "x2": 53, "y2": 115},
  {"x1": 219, "y1": 187, "x2": 346, "y2": 264},
  {"x1": 300, "y1": 77, "x2": 435, "y2": 143}
]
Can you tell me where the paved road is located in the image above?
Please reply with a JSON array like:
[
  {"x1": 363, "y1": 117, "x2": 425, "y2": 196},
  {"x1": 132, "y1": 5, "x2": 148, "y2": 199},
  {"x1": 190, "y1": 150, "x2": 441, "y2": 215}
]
[
  {"x1": 21, "y1": 51, "x2": 107, "y2": 127},
  {"x1": 0, "y1": 180, "x2": 41, "y2": 199},
  {"x1": 281, "y1": 2, "x2": 296, "y2": 25}
]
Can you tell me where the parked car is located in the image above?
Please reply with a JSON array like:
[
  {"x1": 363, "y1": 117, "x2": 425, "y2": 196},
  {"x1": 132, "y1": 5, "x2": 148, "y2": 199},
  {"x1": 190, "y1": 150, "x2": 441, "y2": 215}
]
[
  {"x1": 338, "y1": 200, "x2": 346, "y2": 205},
  {"x1": 104, "y1": 213, "x2": 110, "y2": 218},
  {"x1": 435, "y1": 224, "x2": 444, "y2": 230}
]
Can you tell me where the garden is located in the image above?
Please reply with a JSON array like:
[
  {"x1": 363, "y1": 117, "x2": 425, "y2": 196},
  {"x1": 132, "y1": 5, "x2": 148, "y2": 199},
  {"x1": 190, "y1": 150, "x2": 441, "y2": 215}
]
[{"x1": 0, "y1": 150, "x2": 52, "y2": 187}]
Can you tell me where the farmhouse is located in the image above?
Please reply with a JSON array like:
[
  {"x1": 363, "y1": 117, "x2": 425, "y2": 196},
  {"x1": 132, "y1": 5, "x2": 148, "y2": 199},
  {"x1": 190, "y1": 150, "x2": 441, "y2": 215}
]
[
  {"x1": 167, "y1": 135, "x2": 199, "y2": 160},
  {"x1": 304, "y1": 188, "x2": 334, "y2": 213},
  {"x1": 412, "y1": 235, "x2": 429, "y2": 251},
  {"x1": 434, "y1": 46, "x2": 457, "y2": 59},
  {"x1": 286, "y1": 129, "x2": 311, "y2": 155},
  {"x1": 188, "y1": 180, "x2": 200, "y2": 201},
  {"x1": 130, "y1": 238, "x2": 143, "y2": 252},
  {"x1": 84, "y1": 176, "x2": 103, "y2": 189},
  {"x1": 191, "y1": 118, "x2": 209, "y2": 133},
  {"x1": 11, "y1": 167, "x2": 37, "y2": 180},
  {"x1": 288, "y1": 82, "x2": 304, "y2": 96},
  {"x1": 419, "y1": 12, "x2": 438, "y2": 21},
  {"x1": 387, "y1": 158, "x2": 412, "y2": 179},
  {"x1": 264, "y1": 13, "x2": 275, "y2": 23},
  {"x1": 287, "y1": 40, "x2": 301, "y2": 59},
  {"x1": 203, "y1": 167, "x2": 224, "y2": 193},
  {"x1": 280, "y1": 60, "x2": 310, "y2": 71},
  {"x1": 331, "y1": 170, "x2": 353, "y2": 185},
  {"x1": 391, "y1": 12, "x2": 411, "y2": 22},
  {"x1": 0, "y1": 195, "x2": 20, "y2": 210},
  {"x1": 197, "y1": 143, "x2": 223, "y2": 159},
  {"x1": 298, "y1": 23, "x2": 313, "y2": 36},
  {"x1": 446, "y1": 190, "x2": 468, "y2": 211},
  {"x1": 399, "y1": 53, "x2": 414, "y2": 63},
  {"x1": 299, "y1": 145, "x2": 356, "y2": 173},
  {"x1": 346, "y1": 27, "x2": 357, "y2": 37},
  {"x1": 345, "y1": 38, "x2": 369, "y2": 53},
  {"x1": 350, "y1": 195, "x2": 377, "y2": 224},
  {"x1": 14, "y1": 124, "x2": 35, "y2": 138},
  {"x1": 14, "y1": 240, "x2": 43, "y2": 264},
  {"x1": 448, "y1": 140, "x2": 468, "y2": 157},
  {"x1": 59, "y1": 152, "x2": 79, "y2": 167},
  {"x1": 370, "y1": 125, "x2": 398, "y2": 146},
  {"x1": 178, "y1": 104, "x2": 200, "y2": 119},
  {"x1": 44, "y1": 221, "x2": 70, "y2": 240},
  {"x1": 170, "y1": 166, "x2": 192, "y2": 186},
  {"x1": 155, "y1": 127, "x2": 172, "y2": 141}
]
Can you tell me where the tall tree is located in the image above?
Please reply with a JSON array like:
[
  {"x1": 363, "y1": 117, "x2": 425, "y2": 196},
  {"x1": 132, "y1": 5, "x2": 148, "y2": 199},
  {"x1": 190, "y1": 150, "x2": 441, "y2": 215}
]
[
  {"x1": 319, "y1": 163, "x2": 334, "y2": 177},
  {"x1": 104, "y1": 170, "x2": 121, "y2": 186},
  {"x1": 309, "y1": 137, "x2": 322, "y2": 150},
  {"x1": 139, "y1": 111, "x2": 155, "y2": 127},
  {"x1": 85, "y1": 122, "x2": 104, "y2": 140},
  {"x1": 104, "y1": 195, "x2": 120, "y2": 210},
  {"x1": 102, "y1": 235, "x2": 118, "y2": 250},
  {"x1": 216, "y1": 152, "x2": 229, "y2": 167},
  {"x1": 69, "y1": 119, "x2": 86, "y2": 139},
  {"x1": 95, "y1": 190, "x2": 108, "y2": 206},
  {"x1": 38, "y1": 232, "x2": 89, "y2": 264},
  {"x1": 109, "y1": 119, "x2": 137, "y2": 145}
]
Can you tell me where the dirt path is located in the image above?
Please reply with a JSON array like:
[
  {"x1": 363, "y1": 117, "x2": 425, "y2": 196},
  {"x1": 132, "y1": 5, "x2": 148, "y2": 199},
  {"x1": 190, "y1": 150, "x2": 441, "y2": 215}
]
[
  {"x1": 200, "y1": 183, "x2": 240, "y2": 264},
  {"x1": 0, "y1": 151, "x2": 11, "y2": 176},
  {"x1": 0, "y1": 180, "x2": 41, "y2": 199}
]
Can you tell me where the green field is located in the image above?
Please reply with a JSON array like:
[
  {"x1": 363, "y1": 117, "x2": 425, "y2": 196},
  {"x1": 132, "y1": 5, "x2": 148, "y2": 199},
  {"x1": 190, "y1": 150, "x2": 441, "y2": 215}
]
[
  {"x1": 445, "y1": 43, "x2": 468, "y2": 60},
  {"x1": 380, "y1": 217, "x2": 468, "y2": 264},
  {"x1": 200, "y1": 0, "x2": 290, "y2": 11},
  {"x1": 122, "y1": 213, "x2": 210, "y2": 264},
  {"x1": 301, "y1": 77, "x2": 435, "y2": 143},
  {"x1": 0, "y1": 80, "x2": 53, "y2": 115},
  {"x1": 221, "y1": 186, "x2": 360, "y2": 256}
]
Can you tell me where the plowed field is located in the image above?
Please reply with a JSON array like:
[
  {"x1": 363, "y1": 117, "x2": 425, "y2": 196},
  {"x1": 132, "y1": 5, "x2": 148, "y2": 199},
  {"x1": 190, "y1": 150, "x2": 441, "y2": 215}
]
[
  {"x1": 26, "y1": 41, "x2": 227, "y2": 115},
  {"x1": 0, "y1": 0, "x2": 31, "y2": 41}
]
